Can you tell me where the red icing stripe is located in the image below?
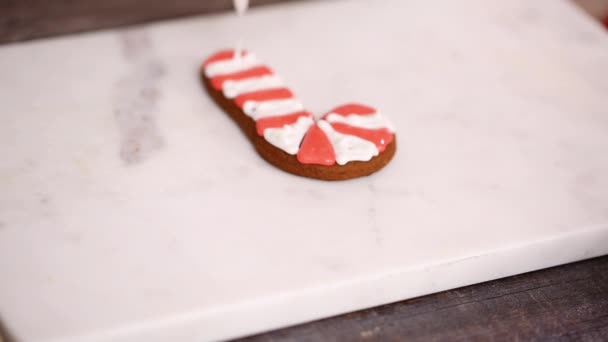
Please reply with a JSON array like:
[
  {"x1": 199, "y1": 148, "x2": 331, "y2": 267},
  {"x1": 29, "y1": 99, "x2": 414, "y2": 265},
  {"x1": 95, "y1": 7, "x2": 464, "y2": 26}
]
[
  {"x1": 297, "y1": 124, "x2": 336, "y2": 166},
  {"x1": 326, "y1": 103, "x2": 376, "y2": 117},
  {"x1": 211, "y1": 66, "x2": 273, "y2": 90},
  {"x1": 330, "y1": 122, "x2": 394, "y2": 152},
  {"x1": 202, "y1": 49, "x2": 246, "y2": 68},
  {"x1": 255, "y1": 111, "x2": 312, "y2": 136},
  {"x1": 235, "y1": 88, "x2": 294, "y2": 108}
]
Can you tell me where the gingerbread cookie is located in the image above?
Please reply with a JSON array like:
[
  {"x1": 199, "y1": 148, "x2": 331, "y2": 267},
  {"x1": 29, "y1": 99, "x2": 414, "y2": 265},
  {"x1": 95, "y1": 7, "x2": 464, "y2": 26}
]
[{"x1": 201, "y1": 50, "x2": 396, "y2": 180}]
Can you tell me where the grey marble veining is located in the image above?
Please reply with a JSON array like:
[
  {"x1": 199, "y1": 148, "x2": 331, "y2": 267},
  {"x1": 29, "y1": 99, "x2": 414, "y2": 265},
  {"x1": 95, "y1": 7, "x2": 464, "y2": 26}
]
[{"x1": 114, "y1": 30, "x2": 166, "y2": 165}]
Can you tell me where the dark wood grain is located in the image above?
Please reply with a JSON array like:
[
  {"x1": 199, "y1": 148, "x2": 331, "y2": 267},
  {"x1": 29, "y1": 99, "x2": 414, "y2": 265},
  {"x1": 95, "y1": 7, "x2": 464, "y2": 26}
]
[
  {"x1": 237, "y1": 256, "x2": 608, "y2": 342},
  {"x1": 0, "y1": 0, "x2": 305, "y2": 44}
]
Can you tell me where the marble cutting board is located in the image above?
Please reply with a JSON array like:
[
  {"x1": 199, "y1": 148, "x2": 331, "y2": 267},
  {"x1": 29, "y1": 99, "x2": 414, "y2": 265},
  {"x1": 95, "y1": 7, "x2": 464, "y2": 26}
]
[{"x1": 1, "y1": 0, "x2": 608, "y2": 341}]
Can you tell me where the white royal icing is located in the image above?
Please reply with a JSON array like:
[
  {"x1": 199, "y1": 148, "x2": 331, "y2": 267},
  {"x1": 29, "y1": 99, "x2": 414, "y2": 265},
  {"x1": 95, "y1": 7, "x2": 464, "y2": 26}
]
[
  {"x1": 264, "y1": 116, "x2": 314, "y2": 155},
  {"x1": 222, "y1": 75, "x2": 283, "y2": 99},
  {"x1": 317, "y1": 120, "x2": 379, "y2": 165},
  {"x1": 243, "y1": 99, "x2": 304, "y2": 120},
  {"x1": 205, "y1": 53, "x2": 260, "y2": 78},
  {"x1": 232, "y1": 0, "x2": 249, "y2": 61},
  {"x1": 233, "y1": 0, "x2": 249, "y2": 15},
  {"x1": 325, "y1": 112, "x2": 395, "y2": 132}
]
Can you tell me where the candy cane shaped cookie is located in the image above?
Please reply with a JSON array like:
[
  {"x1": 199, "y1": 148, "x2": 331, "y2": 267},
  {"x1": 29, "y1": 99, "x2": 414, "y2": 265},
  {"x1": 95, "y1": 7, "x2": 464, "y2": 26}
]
[{"x1": 201, "y1": 49, "x2": 396, "y2": 180}]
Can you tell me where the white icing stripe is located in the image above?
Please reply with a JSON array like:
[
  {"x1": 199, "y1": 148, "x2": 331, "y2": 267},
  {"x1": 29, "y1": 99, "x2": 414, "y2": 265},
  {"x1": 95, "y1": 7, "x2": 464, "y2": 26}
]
[
  {"x1": 264, "y1": 116, "x2": 314, "y2": 155},
  {"x1": 205, "y1": 53, "x2": 261, "y2": 77},
  {"x1": 222, "y1": 75, "x2": 283, "y2": 99},
  {"x1": 325, "y1": 112, "x2": 395, "y2": 132},
  {"x1": 317, "y1": 120, "x2": 379, "y2": 165},
  {"x1": 243, "y1": 99, "x2": 303, "y2": 120}
]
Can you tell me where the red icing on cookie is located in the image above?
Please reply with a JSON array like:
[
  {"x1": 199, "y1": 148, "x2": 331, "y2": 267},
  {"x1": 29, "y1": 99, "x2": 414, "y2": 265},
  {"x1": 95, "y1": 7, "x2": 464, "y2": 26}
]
[
  {"x1": 202, "y1": 49, "x2": 246, "y2": 68},
  {"x1": 235, "y1": 88, "x2": 294, "y2": 108},
  {"x1": 330, "y1": 122, "x2": 394, "y2": 152},
  {"x1": 297, "y1": 124, "x2": 336, "y2": 165},
  {"x1": 256, "y1": 111, "x2": 312, "y2": 136},
  {"x1": 211, "y1": 66, "x2": 273, "y2": 90},
  {"x1": 327, "y1": 103, "x2": 376, "y2": 117}
]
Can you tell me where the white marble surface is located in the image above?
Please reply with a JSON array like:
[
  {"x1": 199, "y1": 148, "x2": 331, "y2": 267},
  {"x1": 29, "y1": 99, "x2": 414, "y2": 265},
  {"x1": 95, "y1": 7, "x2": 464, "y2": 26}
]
[{"x1": 1, "y1": 0, "x2": 608, "y2": 341}]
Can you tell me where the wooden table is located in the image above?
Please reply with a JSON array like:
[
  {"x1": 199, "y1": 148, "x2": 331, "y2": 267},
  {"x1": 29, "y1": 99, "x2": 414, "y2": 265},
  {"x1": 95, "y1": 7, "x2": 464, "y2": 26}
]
[{"x1": 1, "y1": 1, "x2": 607, "y2": 341}]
